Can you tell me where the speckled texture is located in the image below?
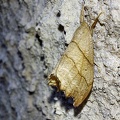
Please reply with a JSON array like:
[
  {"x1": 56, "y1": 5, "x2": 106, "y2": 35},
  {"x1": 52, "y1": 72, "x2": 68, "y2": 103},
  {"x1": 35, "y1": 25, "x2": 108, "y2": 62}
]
[{"x1": 0, "y1": 0, "x2": 120, "y2": 120}]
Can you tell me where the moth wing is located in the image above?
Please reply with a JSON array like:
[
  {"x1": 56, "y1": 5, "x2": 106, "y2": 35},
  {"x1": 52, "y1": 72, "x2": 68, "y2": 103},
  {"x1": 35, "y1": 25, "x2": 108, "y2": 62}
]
[{"x1": 48, "y1": 22, "x2": 94, "y2": 107}]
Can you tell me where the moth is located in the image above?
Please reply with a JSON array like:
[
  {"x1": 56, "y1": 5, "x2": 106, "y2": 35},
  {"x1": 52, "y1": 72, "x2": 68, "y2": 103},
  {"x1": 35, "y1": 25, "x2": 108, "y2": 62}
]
[{"x1": 48, "y1": 6, "x2": 102, "y2": 107}]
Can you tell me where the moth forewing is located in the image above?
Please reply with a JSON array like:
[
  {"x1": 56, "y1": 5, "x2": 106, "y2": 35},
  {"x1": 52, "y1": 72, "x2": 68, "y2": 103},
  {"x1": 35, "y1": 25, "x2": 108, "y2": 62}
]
[{"x1": 48, "y1": 6, "x2": 102, "y2": 107}]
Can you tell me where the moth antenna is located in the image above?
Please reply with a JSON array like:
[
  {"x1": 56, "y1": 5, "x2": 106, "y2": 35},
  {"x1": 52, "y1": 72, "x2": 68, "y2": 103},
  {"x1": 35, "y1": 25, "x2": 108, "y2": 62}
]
[{"x1": 91, "y1": 12, "x2": 103, "y2": 35}]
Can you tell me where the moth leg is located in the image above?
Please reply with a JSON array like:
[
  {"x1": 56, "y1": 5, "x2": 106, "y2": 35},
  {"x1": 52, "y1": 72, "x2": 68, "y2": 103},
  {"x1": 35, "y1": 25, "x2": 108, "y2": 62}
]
[
  {"x1": 90, "y1": 12, "x2": 102, "y2": 35},
  {"x1": 80, "y1": 5, "x2": 84, "y2": 24}
]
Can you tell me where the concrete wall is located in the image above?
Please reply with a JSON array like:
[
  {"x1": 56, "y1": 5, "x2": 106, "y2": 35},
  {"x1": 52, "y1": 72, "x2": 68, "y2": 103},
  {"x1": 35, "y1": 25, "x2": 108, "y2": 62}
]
[{"x1": 0, "y1": 0, "x2": 120, "y2": 120}]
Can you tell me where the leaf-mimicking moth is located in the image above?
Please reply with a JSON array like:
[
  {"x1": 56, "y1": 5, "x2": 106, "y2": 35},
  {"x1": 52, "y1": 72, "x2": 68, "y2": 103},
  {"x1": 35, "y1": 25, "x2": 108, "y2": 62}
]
[{"x1": 48, "y1": 5, "x2": 102, "y2": 107}]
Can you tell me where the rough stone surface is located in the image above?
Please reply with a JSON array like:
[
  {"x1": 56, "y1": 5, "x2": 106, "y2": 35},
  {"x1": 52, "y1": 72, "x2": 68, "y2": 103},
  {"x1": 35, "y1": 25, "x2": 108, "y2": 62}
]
[{"x1": 0, "y1": 0, "x2": 120, "y2": 120}]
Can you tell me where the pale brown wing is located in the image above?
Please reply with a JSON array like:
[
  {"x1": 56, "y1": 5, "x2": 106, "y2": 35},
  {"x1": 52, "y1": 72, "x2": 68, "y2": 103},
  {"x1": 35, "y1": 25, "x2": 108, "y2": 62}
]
[
  {"x1": 48, "y1": 5, "x2": 102, "y2": 107},
  {"x1": 48, "y1": 22, "x2": 94, "y2": 107}
]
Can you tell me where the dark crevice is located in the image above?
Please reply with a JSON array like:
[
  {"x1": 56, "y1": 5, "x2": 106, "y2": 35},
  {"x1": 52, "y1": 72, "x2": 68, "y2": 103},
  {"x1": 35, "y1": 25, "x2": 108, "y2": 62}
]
[
  {"x1": 56, "y1": 10, "x2": 61, "y2": 17},
  {"x1": 36, "y1": 22, "x2": 38, "y2": 26},
  {"x1": 40, "y1": 55, "x2": 45, "y2": 61},
  {"x1": 17, "y1": 50, "x2": 23, "y2": 61},
  {"x1": 64, "y1": 30, "x2": 66, "y2": 35},
  {"x1": 58, "y1": 24, "x2": 64, "y2": 32},
  {"x1": 17, "y1": 50, "x2": 25, "y2": 70},
  {"x1": 11, "y1": 107, "x2": 17, "y2": 120},
  {"x1": 35, "y1": 33, "x2": 43, "y2": 47},
  {"x1": 65, "y1": 42, "x2": 68, "y2": 47},
  {"x1": 44, "y1": 74, "x2": 47, "y2": 78},
  {"x1": 29, "y1": 91, "x2": 35, "y2": 95},
  {"x1": 0, "y1": 77, "x2": 8, "y2": 86},
  {"x1": 1, "y1": 43, "x2": 7, "y2": 49},
  {"x1": 43, "y1": 61, "x2": 47, "y2": 69},
  {"x1": 0, "y1": 59, "x2": 2, "y2": 64}
]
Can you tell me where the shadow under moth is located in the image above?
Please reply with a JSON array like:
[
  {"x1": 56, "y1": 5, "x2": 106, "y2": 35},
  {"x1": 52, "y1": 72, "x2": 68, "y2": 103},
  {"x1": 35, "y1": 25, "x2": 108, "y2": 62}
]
[{"x1": 48, "y1": 5, "x2": 102, "y2": 107}]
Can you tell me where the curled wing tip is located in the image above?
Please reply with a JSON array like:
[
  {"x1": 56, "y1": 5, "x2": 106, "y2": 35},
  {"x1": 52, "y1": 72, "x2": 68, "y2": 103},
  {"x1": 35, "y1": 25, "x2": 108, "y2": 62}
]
[
  {"x1": 73, "y1": 97, "x2": 82, "y2": 107},
  {"x1": 48, "y1": 74, "x2": 56, "y2": 85},
  {"x1": 73, "y1": 100, "x2": 82, "y2": 107},
  {"x1": 48, "y1": 73, "x2": 60, "y2": 89}
]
